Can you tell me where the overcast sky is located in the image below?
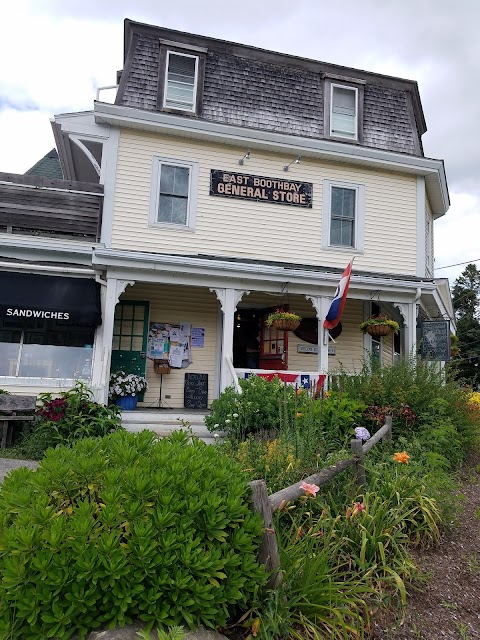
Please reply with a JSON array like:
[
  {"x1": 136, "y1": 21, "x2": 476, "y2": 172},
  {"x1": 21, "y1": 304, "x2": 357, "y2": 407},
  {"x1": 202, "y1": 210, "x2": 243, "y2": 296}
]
[{"x1": 1, "y1": 0, "x2": 478, "y2": 286}]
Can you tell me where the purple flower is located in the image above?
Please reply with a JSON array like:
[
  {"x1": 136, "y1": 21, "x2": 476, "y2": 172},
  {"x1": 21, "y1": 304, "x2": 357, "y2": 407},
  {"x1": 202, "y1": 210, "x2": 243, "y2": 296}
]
[{"x1": 354, "y1": 427, "x2": 371, "y2": 441}]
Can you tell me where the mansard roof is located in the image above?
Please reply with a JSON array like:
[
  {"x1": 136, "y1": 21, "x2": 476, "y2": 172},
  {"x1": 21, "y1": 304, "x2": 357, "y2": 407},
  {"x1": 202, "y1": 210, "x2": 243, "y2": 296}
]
[{"x1": 115, "y1": 19, "x2": 426, "y2": 157}]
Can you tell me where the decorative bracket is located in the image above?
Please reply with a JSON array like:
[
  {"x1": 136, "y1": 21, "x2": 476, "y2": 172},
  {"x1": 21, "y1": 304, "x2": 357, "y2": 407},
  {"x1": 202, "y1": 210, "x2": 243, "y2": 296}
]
[
  {"x1": 393, "y1": 303, "x2": 408, "y2": 327},
  {"x1": 115, "y1": 280, "x2": 135, "y2": 305},
  {"x1": 210, "y1": 288, "x2": 250, "y2": 313},
  {"x1": 305, "y1": 295, "x2": 322, "y2": 317}
]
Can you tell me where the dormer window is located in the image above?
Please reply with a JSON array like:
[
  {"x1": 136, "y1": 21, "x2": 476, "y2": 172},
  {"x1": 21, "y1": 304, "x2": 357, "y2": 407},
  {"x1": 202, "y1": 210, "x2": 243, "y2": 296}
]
[
  {"x1": 330, "y1": 84, "x2": 358, "y2": 140},
  {"x1": 158, "y1": 40, "x2": 207, "y2": 116},
  {"x1": 322, "y1": 74, "x2": 364, "y2": 143},
  {"x1": 164, "y1": 52, "x2": 198, "y2": 111}
]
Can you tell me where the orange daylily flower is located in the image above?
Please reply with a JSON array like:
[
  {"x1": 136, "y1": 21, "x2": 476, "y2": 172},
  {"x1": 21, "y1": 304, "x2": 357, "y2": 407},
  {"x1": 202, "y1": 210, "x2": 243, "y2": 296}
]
[{"x1": 393, "y1": 451, "x2": 410, "y2": 464}]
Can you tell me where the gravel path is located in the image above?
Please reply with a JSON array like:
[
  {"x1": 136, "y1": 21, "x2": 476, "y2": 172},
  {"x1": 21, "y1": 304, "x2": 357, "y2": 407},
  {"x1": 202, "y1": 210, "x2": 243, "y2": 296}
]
[
  {"x1": 372, "y1": 455, "x2": 480, "y2": 639},
  {"x1": 0, "y1": 458, "x2": 39, "y2": 483}
]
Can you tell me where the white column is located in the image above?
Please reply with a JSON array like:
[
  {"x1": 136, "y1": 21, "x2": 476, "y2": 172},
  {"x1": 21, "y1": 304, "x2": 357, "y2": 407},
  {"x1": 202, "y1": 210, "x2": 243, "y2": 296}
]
[
  {"x1": 91, "y1": 277, "x2": 135, "y2": 404},
  {"x1": 305, "y1": 296, "x2": 331, "y2": 374},
  {"x1": 210, "y1": 288, "x2": 249, "y2": 392},
  {"x1": 394, "y1": 301, "x2": 417, "y2": 358}
]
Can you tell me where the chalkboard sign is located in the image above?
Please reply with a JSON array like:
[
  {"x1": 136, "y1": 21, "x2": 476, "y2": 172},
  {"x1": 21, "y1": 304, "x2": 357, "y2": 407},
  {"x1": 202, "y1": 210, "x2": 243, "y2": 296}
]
[
  {"x1": 420, "y1": 320, "x2": 450, "y2": 361},
  {"x1": 184, "y1": 373, "x2": 208, "y2": 409}
]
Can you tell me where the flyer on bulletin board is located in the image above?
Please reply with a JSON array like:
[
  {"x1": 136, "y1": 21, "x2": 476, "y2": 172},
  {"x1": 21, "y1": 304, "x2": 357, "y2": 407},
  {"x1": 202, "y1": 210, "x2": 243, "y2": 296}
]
[{"x1": 147, "y1": 322, "x2": 192, "y2": 368}]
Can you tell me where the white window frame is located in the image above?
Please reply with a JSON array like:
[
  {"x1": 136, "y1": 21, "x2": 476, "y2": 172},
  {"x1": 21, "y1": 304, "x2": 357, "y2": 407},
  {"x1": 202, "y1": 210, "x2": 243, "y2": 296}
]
[
  {"x1": 149, "y1": 156, "x2": 199, "y2": 231},
  {"x1": 330, "y1": 84, "x2": 359, "y2": 141},
  {"x1": 322, "y1": 179, "x2": 365, "y2": 252},
  {"x1": 163, "y1": 50, "x2": 199, "y2": 113}
]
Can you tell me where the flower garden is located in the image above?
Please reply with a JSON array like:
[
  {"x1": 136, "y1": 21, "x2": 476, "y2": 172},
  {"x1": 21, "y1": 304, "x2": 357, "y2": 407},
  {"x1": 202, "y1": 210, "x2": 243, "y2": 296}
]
[{"x1": 0, "y1": 357, "x2": 479, "y2": 638}]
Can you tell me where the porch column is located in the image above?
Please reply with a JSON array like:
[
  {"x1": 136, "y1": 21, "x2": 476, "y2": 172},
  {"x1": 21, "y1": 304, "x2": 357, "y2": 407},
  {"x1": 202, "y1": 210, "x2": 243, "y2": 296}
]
[
  {"x1": 91, "y1": 277, "x2": 135, "y2": 404},
  {"x1": 394, "y1": 301, "x2": 417, "y2": 358},
  {"x1": 210, "y1": 288, "x2": 249, "y2": 391},
  {"x1": 305, "y1": 296, "x2": 331, "y2": 374}
]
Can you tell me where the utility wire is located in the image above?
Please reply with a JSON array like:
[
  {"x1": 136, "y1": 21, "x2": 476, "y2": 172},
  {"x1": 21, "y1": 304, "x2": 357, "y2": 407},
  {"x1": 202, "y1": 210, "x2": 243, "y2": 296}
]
[{"x1": 435, "y1": 258, "x2": 480, "y2": 271}]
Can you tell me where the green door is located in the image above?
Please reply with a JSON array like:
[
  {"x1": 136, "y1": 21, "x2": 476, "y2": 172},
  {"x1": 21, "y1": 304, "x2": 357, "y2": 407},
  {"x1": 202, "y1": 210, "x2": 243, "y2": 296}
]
[{"x1": 110, "y1": 302, "x2": 149, "y2": 398}]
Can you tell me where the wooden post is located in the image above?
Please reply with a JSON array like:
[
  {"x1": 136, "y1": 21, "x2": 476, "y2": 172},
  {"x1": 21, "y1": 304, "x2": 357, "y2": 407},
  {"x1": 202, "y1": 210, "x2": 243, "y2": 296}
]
[
  {"x1": 382, "y1": 415, "x2": 393, "y2": 442},
  {"x1": 351, "y1": 438, "x2": 366, "y2": 489},
  {"x1": 249, "y1": 479, "x2": 282, "y2": 589}
]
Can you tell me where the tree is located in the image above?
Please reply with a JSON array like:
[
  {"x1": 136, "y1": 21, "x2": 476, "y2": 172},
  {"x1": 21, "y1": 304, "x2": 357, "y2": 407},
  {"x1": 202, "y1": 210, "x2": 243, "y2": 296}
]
[{"x1": 452, "y1": 263, "x2": 480, "y2": 386}]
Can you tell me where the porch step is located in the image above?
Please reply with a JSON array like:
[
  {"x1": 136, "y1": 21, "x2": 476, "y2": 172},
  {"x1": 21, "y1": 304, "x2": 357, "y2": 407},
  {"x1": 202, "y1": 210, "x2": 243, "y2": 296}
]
[{"x1": 120, "y1": 409, "x2": 221, "y2": 444}]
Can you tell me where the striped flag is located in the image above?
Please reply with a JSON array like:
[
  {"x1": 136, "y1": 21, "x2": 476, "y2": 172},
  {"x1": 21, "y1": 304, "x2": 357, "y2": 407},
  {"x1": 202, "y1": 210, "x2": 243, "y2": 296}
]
[{"x1": 323, "y1": 260, "x2": 353, "y2": 330}]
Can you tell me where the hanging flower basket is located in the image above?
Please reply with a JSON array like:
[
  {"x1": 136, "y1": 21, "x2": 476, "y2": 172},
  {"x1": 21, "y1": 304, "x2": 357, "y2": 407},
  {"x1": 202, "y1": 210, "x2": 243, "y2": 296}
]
[
  {"x1": 359, "y1": 316, "x2": 399, "y2": 337},
  {"x1": 266, "y1": 309, "x2": 302, "y2": 332}
]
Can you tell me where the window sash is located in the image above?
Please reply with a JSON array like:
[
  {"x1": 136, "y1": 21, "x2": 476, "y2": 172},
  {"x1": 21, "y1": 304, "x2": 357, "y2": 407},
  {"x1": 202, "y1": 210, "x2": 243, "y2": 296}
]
[
  {"x1": 331, "y1": 85, "x2": 358, "y2": 139},
  {"x1": 165, "y1": 52, "x2": 198, "y2": 111},
  {"x1": 157, "y1": 164, "x2": 191, "y2": 225},
  {"x1": 330, "y1": 186, "x2": 356, "y2": 247}
]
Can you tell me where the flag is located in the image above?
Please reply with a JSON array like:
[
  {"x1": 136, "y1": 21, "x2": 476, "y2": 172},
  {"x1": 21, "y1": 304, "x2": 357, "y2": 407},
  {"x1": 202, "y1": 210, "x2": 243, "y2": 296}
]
[
  {"x1": 300, "y1": 374, "x2": 310, "y2": 389},
  {"x1": 323, "y1": 260, "x2": 353, "y2": 330},
  {"x1": 314, "y1": 374, "x2": 327, "y2": 399}
]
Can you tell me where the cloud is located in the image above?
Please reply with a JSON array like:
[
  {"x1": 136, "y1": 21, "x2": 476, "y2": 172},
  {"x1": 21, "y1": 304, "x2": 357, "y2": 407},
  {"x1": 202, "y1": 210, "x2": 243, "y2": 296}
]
[{"x1": 1, "y1": 0, "x2": 478, "y2": 282}]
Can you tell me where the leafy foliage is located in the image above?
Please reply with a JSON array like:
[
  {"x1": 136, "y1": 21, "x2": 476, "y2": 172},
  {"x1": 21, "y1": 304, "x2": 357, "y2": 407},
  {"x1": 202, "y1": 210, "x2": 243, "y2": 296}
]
[
  {"x1": 0, "y1": 430, "x2": 265, "y2": 639},
  {"x1": 16, "y1": 382, "x2": 122, "y2": 459},
  {"x1": 452, "y1": 263, "x2": 480, "y2": 385},
  {"x1": 205, "y1": 375, "x2": 297, "y2": 438}
]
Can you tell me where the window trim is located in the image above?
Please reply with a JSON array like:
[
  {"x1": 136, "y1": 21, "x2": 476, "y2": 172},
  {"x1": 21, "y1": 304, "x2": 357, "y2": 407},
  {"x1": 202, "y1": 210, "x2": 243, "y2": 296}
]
[
  {"x1": 323, "y1": 77, "x2": 364, "y2": 144},
  {"x1": 149, "y1": 156, "x2": 199, "y2": 231},
  {"x1": 157, "y1": 43, "x2": 206, "y2": 116},
  {"x1": 163, "y1": 50, "x2": 199, "y2": 113},
  {"x1": 322, "y1": 179, "x2": 365, "y2": 253},
  {"x1": 330, "y1": 83, "x2": 358, "y2": 140}
]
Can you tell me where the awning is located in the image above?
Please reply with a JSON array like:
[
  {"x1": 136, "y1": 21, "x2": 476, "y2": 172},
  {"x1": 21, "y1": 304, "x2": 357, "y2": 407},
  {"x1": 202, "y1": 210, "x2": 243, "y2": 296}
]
[{"x1": 0, "y1": 272, "x2": 102, "y2": 326}]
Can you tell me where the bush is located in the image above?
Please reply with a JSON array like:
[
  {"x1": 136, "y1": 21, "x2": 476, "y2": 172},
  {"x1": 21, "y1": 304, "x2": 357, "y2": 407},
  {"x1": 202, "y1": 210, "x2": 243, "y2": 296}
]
[
  {"x1": 206, "y1": 376, "x2": 297, "y2": 439},
  {"x1": 0, "y1": 430, "x2": 265, "y2": 639},
  {"x1": 334, "y1": 357, "x2": 480, "y2": 457},
  {"x1": 18, "y1": 382, "x2": 122, "y2": 459}
]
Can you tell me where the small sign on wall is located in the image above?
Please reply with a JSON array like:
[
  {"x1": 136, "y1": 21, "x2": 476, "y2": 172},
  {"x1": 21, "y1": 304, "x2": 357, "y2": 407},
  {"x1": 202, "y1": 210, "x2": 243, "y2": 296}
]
[
  {"x1": 297, "y1": 344, "x2": 336, "y2": 355},
  {"x1": 420, "y1": 320, "x2": 450, "y2": 361}
]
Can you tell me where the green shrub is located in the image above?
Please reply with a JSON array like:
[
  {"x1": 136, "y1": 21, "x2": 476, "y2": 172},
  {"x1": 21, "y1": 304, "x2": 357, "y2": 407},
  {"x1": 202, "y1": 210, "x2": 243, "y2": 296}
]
[
  {"x1": 206, "y1": 376, "x2": 297, "y2": 439},
  {"x1": 18, "y1": 382, "x2": 122, "y2": 459},
  {"x1": 0, "y1": 430, "x2": 266, "y2": 639}
]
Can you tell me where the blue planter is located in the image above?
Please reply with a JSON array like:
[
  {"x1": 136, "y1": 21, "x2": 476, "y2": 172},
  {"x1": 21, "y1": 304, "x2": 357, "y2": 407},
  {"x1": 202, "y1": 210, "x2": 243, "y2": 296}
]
[{"x1": 115, "y1": 395, "x2": 138, "y2": 410}]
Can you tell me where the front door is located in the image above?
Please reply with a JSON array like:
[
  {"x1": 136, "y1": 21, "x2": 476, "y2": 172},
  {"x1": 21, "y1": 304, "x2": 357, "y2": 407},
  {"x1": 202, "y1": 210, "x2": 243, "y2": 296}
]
[
  {"x1": 110, "y1": 302, "x2": 149, "y2": 392},
  {"x1": 259, "y1": 309, "x2": 288, "y2": 370}
]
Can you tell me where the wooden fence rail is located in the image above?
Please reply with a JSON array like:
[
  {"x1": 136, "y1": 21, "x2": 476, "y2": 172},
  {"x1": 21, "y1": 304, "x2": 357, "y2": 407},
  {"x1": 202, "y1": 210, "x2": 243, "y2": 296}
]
[{"x1": 249, "y1": 416, "x2": 393, "y2": 588}]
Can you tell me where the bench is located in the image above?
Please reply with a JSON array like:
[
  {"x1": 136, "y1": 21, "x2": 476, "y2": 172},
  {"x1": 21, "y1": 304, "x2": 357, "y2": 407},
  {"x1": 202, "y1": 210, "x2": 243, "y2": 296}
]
[{"x1": 0, "y1": 395, "x2": 37, "y2": 449}]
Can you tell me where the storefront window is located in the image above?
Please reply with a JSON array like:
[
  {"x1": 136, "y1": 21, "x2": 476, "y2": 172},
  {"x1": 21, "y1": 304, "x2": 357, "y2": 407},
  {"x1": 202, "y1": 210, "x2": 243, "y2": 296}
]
[{"x1": 0, "y1": 316, "x2": 94, "y2": 379}]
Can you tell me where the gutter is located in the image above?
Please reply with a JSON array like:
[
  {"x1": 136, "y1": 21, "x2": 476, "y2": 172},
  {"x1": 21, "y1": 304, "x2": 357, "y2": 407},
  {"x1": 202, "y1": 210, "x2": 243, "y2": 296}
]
[{"x1": 93, "y1": 247, "x2": 438, "y2": 294}]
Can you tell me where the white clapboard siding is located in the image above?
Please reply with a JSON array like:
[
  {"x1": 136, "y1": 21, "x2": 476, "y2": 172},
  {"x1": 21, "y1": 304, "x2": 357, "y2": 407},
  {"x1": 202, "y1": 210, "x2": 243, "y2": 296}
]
[
  {"x1": 120, "y1": 283, "x2": 218, "y2": 408},
  {"x1": 112, "y1": 130, "x2": 418, "y2": 275}
]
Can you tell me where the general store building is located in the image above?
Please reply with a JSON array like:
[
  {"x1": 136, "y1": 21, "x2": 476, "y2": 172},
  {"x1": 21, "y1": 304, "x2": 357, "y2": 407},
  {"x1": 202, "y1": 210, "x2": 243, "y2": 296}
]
[{"x1": 0, "y1": 19, "x2": 453, "y2": 411}]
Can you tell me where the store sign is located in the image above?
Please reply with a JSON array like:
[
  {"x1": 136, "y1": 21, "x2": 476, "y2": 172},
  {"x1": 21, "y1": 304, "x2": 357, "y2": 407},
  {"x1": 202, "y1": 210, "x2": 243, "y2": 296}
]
[
  {"x1": 297, "y1": 344, "x2": 336, "y2": 355},
  {"x1": 420, "y1": 320, "x2": 450, "y2": 361},
  {"x1": 5, "y1": 308, "x2": 70, "y2": 320},
  {"x1": 210, "y1": 170, "x2": 313, "y2": 207}
]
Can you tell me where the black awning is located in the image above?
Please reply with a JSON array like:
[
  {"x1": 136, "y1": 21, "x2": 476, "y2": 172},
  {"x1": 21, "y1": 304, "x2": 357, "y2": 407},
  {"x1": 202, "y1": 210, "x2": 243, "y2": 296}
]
[{"x1": 0, "y1": 272, "x2": 102, "y2": 326}]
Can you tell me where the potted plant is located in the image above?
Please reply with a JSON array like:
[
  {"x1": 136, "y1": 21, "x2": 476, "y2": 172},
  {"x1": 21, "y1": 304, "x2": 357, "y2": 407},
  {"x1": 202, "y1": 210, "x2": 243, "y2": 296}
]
[
  {"x1": 359, "y1": 315, "x2": 400, "y2": 337},
  {"x1": 108, "y1": 371, "x2": 148, "y2": 410},
  {"x1": 265, "y1": 308, "x2": 302, "y2": 331}
]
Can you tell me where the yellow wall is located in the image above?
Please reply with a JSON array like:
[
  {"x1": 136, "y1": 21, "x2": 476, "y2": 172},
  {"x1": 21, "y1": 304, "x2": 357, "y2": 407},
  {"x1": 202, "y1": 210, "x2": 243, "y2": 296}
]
[
  {"x1": 119, "y1": 283, "x2": 218, "y2": 408},
  {"x1": 112, "y1": 129, "x2": 418, "y2": 276}
]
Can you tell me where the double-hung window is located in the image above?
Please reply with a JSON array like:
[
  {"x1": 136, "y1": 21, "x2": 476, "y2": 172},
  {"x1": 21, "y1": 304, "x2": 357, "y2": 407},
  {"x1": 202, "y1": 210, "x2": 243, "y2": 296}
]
[
  {"x1": 149, "y1": 157, "x2": 199, "y2": 229},
  {"x1": 164, "y1": 52, "x2": 198, "y2": 112},
  {"x1": 330, "y1": 84, "x2": 358, "y2": 140},
  {"x1": 331, "y1": 186, "x2": 356, "y2": 247},
  {"x1": 322, "y1": 180, "x2": 365, "y2": 252}
]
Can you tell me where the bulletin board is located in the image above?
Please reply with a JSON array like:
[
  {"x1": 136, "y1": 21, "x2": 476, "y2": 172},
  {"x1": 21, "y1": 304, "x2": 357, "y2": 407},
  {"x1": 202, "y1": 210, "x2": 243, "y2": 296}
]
[{"x1": 147, "y1": 322, "x2": 192, "y2": 368}]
